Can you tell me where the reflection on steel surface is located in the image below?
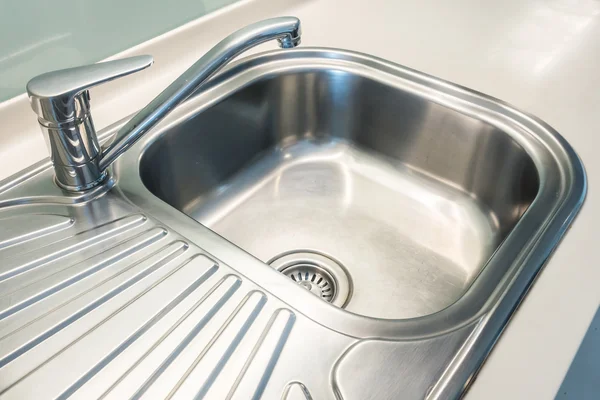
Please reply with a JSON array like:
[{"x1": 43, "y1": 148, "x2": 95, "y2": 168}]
[{"x1": 0, "y1": 47, "x2": 586, "y2": 399}]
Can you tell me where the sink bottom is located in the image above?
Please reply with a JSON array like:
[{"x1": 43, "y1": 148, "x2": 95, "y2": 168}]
[{"x1": 184, "y1": 139, "x2": 500, "y2": 319}]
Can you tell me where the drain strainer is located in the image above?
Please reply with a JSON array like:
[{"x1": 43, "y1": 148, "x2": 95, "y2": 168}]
[
  {"x1": 269, "y1": 251, "x2": 352, "y2": 308},
  {"x1": 282, "y1": 264, "x2": 336, "y2": 301}
]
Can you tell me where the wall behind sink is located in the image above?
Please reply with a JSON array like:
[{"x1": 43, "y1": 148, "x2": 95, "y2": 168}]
[{"x1": 0, "y1": 0, "x2": 238, "y2": 102}]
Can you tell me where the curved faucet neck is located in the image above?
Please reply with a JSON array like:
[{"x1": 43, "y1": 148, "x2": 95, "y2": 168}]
[{"x1": 100, "y1": 16, "x2": 300, "y2": 172}]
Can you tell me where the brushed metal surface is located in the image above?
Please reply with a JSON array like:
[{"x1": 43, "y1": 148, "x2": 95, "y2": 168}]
[
  {"x1": 0, "y1": 48, "x2": 586, "y2": 399},
  {"x1": 169, "y1": 139, "x2": 506, "y2": 319},
  {"x1": 333, "y1": 324, "x2": 475, "y2": 399},
  {"x1": 282, "y1": 382, "x2": 313, "y2": 400},
  {"x1": 0, "y1": 214, "x2": 73, "y2": 250},
  {"x1": 138, "y1": 53, "x2": 537, "y2": 320},
  {"x1": 0, "y1": 191, "x2": 349, "y2": 399}
]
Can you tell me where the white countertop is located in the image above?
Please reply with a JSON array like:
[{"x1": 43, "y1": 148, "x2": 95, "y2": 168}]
[{"x1": 1, "y1": 0, "x2": 598, "y2": 398}]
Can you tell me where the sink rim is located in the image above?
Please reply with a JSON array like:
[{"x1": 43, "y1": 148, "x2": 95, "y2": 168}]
[{"x1": 114, "y1": 47, "x2": 586, "y2": 340}]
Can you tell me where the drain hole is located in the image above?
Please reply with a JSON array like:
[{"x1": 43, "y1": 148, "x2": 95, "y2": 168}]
[
  {"x1": 268, "y1": 251, "x2": 352, "y2": 308},
  {"x1": 278, "y1": 263, "x2": 337, "y2": 302}
]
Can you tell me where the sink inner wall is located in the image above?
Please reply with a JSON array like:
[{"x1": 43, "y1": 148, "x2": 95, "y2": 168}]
[{"x1": 140, "y1": 70, "x2": 539, "y2": 319}]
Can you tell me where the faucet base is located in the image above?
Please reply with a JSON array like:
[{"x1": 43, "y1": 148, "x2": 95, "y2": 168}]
[{"x1": 55, "y1": 169, "x2": 109, "y2": 192}]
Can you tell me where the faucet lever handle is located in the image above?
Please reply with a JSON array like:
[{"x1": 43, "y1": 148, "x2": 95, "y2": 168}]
[
  {"x1": 27, "y1": 55, "x2": 154, "y2": 123},
  {"x1": 25, "y1": 55, "x2": 153, "y2": 191}
]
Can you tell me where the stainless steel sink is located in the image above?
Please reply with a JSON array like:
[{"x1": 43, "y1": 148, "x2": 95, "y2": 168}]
[
  {"x1": 138, "y1": 58, "x2": 539, "y2": 320},
  {"x1": 0, "y1": 48, "x2": 585, "y2": 399}
]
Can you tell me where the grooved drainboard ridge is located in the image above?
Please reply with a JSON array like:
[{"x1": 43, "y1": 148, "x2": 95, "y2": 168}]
[{"x1": 0, "y1": 211, "x2": 300, "y2": 399}]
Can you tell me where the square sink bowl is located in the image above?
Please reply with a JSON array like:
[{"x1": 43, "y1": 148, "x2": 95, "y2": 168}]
[{"x1": 125, "y1": 49, "x2": 584, "y2": 327}]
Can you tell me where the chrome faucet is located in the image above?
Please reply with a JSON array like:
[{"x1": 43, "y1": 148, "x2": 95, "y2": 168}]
[{"x1": 26, "y1": 17, "x2": 301, "y2": 191}]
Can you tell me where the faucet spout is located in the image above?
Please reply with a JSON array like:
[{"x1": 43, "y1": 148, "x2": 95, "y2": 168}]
[{"x1": 99, "y1": 17, "x2": 301, "y2": 171}]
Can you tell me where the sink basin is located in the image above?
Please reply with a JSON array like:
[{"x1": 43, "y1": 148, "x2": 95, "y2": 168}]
[{"x1": 139, "y1": 52, "x2": 539, "y2": 320}]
